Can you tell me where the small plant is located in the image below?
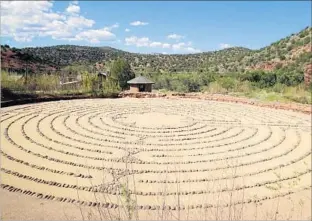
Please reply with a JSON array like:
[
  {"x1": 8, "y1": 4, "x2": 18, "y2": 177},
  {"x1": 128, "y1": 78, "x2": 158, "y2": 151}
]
[{"x1": 120, "y1": 183, "x2": 136, "y2": 220}]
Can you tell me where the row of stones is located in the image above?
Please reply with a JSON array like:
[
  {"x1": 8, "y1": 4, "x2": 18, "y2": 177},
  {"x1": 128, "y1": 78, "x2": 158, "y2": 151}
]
[
  {"x1": 47, "y1": 106, "x2": 258, "y2": 155},
  {"x1": 36, "y1": 110, "x2": 129, "y2": 154},
  {"x1": 0, "y1": 168, "x2": 119, "y2": 194},
  {"x1": 63, "y1": 111, "x2": 243, "y2": 147},
  {"x1": 4, "y1": 120, "x2": 142, "y2": 178},
  {"x1": 144, "y1": 102, "x2": 241, "y2": 122},
  {"x1": 2, "y1": 161, "x2": 310, "y2": 197},
  {"x1": 148, "y1": 128, "x2": 286, "y2": 165},
  {"x1": 141, "y1": 127, "x2": 257, "y2": 152},
  {"x1": 0, "y1": 150, "x2": 91, "y2": 178},
  {"x1": 1, "y1": 183, "x2": 310, "y2": 210},
  {"x1": 131, "y1": 130, "x2": 304, "y2": 173},
  {"x1": 3, "y1": 117, "x2": 303, "y2": 175},
  {"x1": 5, "y1": 105, "x2": 246, "y2": 151},
  {"x1": 34, "y1": 110, "x2": 270, "y2": 166},
  {"x1": 48, "y1": 112, "x2": 141, "y2": 154},
  {"x1": 140, "y1": 149, "x2": 311, "y2": 184},
  {"x1": 36, "y1": 115, "x2": 118, "y2": 155},
  {"x1": 100, "y1": 117, "x2": 202, "y2": 135},
  {"x1": 0, "y1": 104, "x2": 58, "y2": 123},
  {"x1": 62, "y1": 114, "x2": 143, "y2": 148},
  {"x1": 12, "y1": 100, "x2": 304, "y2": 135},
  {"x1": 197, "y1": 98, "x2": 311, "y2": 126},
  {"x1": 189, "y1": 102, "x2": 308, "y2": 127},
  {"x1": 4, "y1": 122, "x2": 129, "y2": 172},
  {"x1": 64, "y1": 111, "x2": 126, "y2": 140},
  {"x1": 152, "y1": 127, "x2": 268, "y2": 158},
  {"x1": 156, "y1": 127, "x2": 238, "y2": 143},
  {"x1": 139, "y1": 127, "x2": 244, "y2": 147},
  {"x1": 130, "y1": 168, "x2": 311, "y2": 196},
  {"x1": 87, "y1": 111, "x2": 215, "y2": 138},
  {"x1": 21, "y1": 115, "x2": 125, "y2": 162},
  {"x1": 50, "y1": 118, "x2": 141, "y2": 163}
]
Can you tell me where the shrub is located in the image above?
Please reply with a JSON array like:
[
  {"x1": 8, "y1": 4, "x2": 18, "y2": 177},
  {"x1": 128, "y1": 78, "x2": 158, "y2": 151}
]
[
  {"x1": 276, "y1": 72, "x2": 304, "y2": 86},
  {"x1": 110, "y1": 58, "x2": 135, "y2": 90},
  {"x1": 82, "y1": 71, "x2": 99, "y2": 93},
  {"x1": 272, "y1": 83, "x2": 286, "y2": 93},
  {"x1": 206, "y1": 81, "x2": 227, "y2": 94},
  {"x1": 236, "y1": 80, "x2": 254, "y2": 93},
  {"x1": 303, "y1": 36, "x2": 310, "y2": 45},
  {"x1": 101, "y1": 79, "x2": 121, "y2": 96},
  {"x1": 217, "y1": 77, "x2": 237, "y2": 91}
]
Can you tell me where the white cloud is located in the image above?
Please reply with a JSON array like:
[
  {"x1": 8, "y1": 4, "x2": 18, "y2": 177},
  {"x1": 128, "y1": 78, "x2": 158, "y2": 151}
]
[
  {"x1": 167, "y1": 34, "x2": 184, "y2": 40},
  {"x1": 149, "y1": 41, "x2": 163, "y2": 48},
  {"x1": 220, "y1": 43, "x2": 232, "y2": 49},
  {"x1": 130, "y1": 21, "x2": 149, "y2": 26},
  {"x1": 162, "y1": 43, "x2": 171, "y2": 49},
  {"x1": 125, "y1": 28, "x2": 130, "y2": 32},
  {"x1": 66, "y1": 4, "x2": 80, "y2": 14},
  {"x1": 0, "y1": 1, "x2": 116, "y2": 43},
  {"x1": 74, "y1": 28, "x2": 115, "y2": 43},
  {"x1": 185, "y1": 47, "x2": 201, "y2": 53},
  {"x1": 125, "y1": 36, "x2": 172, "y2": 49},
  {"x1": 104, "y1": 23, "x2": 119, "y2": 31},
  {"x1": 172, "y1": 42, "x2": 201, "y2": 53},
  {"x1": 172, "y1": 42, "x2": 185, "y2": 50},
  {"x1": 125, "y1": 36, "x2": 150, "y2": 47},
  {"x1": 66, "y1": 16, "x2": 94, "y2": 28},
  {"x1": 124, "y1": 36, "x2": 200, "y2": 53}
]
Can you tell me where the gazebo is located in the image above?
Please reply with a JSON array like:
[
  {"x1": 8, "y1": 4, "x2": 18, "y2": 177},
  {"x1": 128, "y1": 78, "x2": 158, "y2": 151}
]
[{"x1": 127, "y1": 76, "x2": 154, "y2": 92}]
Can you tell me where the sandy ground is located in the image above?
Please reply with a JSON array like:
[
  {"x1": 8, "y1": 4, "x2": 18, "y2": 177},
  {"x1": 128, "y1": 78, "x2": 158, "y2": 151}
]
[{"x1": 0, "y1": 98, "x2": 311, "y2": 220}]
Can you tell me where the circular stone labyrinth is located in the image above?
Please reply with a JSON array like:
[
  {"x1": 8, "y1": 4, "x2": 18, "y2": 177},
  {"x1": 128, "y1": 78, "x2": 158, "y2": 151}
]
[{"x1": 0, "y1": 98, "x2": 311, "y2": 212}]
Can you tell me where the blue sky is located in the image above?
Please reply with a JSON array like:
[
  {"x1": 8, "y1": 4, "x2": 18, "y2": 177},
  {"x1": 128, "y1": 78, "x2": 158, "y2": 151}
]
[{"x1": 1, "y1": 1, "x2": 311, "y2": 54}]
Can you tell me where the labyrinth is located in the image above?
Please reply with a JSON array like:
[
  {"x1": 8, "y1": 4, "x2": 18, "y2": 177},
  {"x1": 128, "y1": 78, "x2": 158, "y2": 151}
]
[{"x1": 0, "y1": 98, "x2": 311, "y2": 214}]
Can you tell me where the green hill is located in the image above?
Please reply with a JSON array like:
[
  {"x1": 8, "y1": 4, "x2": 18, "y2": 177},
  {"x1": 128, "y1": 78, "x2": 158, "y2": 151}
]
[{"x1": 1, "y1": 26, "x2": 311, "y2": 74}]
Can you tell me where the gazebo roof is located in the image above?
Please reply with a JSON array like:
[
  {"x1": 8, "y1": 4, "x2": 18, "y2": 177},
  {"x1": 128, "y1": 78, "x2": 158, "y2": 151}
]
[{"x1": 127, "y1": 76, "x2": 154, "y2": 84}]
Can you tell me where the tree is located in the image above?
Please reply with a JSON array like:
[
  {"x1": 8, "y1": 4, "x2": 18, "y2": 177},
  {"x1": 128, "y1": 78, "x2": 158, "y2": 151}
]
[{"x1": 110, "y1": 58, "x2": 135, "y2": 90}]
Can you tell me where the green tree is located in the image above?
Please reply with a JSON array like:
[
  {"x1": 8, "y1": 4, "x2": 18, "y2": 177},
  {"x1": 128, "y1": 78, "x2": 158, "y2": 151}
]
[{"x1": 110, "y1": 58, "x2": 135, "y2": 90}]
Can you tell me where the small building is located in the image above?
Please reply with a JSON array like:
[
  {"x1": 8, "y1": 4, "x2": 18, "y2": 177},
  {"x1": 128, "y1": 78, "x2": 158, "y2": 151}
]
[{"x1": 127, "y1": 76, "x2": 154, "y2": 92}]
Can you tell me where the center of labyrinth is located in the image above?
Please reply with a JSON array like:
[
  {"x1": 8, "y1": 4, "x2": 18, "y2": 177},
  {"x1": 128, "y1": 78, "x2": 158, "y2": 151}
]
[
  {"x1": 114, "y1": 112, "x2": 193, "y2": 128},
  {"x1": 0, "y1": 98, "x2": 311, "y2": 215}
]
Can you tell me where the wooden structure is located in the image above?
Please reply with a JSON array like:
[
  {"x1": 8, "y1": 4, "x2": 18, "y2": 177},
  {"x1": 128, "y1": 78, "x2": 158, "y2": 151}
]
[
  {"x1": 127, "y1": 76, "x2": 154, "y2": 92},
  {"x1": 98, "y1": 72, "x2": 108, "y2": 90}
]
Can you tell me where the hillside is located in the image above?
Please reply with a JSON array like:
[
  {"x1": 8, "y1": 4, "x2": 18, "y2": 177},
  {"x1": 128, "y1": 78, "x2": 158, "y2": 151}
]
[
  {"x1": 1, "y1": 45, "x2": 56, "y2": 73},
  {"x1": 1, "y1": 26, "x2": 311, "y2": 74}
]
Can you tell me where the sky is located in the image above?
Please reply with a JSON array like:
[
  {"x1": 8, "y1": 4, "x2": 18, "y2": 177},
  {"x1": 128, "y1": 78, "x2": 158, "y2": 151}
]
[{"x1": 1, "y1": 1, "x2": 311, "y2": 54}]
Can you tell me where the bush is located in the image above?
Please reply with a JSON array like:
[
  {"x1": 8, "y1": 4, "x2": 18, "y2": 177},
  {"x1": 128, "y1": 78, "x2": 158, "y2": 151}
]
[
  {"x1": 303, "y1": 36, "x2": 310, "y2": 45},
  {"x1": 236, "y1": 80, "x2": 254, "y2": 93},
  {"x1": 82, "y1": 71, "x2": 99, "y2": 93},
  {"x1": 272, "y1": 83, "x2": 286, "y2": 93},
  {"x1": 217, "y1": 77, "x2": 237, "y2": 91},
  {"x1": 206, "y1": 81, "x2": 227, "y2": 94},
  {"x1": 101, "y1": 79, "x2": 121, "y2": 96},
  {"x1": 110, "y1": 58, "x2": 135, "y2": 90},
  {"x1": 240, "y1": 71, "x2": 276, "y2": 88},
  {"x1": 258, "y1": 72, "x2": 277, "y2": 88},
  {"x1": 276, "y1": 72, "x2": 304, "y2": 86}
]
